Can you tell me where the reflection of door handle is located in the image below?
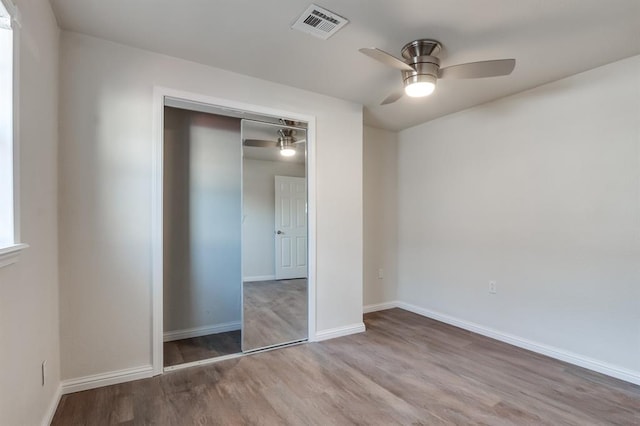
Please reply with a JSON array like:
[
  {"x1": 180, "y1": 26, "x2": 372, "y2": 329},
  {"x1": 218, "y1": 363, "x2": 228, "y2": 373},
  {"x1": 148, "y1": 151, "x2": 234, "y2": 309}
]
[{"x1": 276, "y1": 230, "x2": 284, "y2": 235}]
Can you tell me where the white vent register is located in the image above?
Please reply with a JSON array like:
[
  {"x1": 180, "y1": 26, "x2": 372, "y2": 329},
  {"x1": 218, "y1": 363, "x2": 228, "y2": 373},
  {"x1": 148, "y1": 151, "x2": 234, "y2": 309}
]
[{"x1": 292, "y1": 4, "x2": 348, "y2": 40}]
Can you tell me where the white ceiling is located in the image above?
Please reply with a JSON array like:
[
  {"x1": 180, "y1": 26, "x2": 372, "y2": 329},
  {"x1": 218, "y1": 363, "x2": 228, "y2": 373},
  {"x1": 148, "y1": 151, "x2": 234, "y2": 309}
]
[{"x1": 50, "y1": 0, "x2": 640, "y2": 131}]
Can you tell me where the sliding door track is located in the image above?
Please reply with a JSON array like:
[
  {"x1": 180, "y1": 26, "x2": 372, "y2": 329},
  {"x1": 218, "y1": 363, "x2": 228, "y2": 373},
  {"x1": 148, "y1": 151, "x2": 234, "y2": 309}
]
[{"x1": 163, "y1": 339, "x2": 308, "y2": 373}]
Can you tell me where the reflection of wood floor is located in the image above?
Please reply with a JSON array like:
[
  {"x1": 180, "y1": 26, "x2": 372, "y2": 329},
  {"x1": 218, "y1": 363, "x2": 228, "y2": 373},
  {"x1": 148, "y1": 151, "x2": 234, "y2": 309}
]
[
  {"x1": 243, "y1": 278, "x2": 308, "y2": 351},
  {"x1": 163, "y1": 330, "x2": 241, "y2": 367},
  {"x1": 52, "y1": 308, "x2": 640, "y2": 425}
]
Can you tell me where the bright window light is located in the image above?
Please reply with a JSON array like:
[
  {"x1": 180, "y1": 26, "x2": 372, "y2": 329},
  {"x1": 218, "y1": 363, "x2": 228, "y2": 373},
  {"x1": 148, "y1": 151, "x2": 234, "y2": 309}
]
[{"x1": 0, "y1": 12, "x2": 14, "y2": 248}]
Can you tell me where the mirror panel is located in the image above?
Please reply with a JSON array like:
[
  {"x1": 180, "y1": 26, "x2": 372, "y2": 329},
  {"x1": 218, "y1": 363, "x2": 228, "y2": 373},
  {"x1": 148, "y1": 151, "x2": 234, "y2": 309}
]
[
  {"x1": 241, "y1": 119, "x2": 308, "y2": 352},
  {"x1": 163, "y1": 107, "x2": 242, "y2": 367}
]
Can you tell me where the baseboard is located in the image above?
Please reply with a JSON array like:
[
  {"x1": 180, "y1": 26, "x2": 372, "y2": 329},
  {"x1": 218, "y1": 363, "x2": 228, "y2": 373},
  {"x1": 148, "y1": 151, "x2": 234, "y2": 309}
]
[
  {"x1": 314, "y1": 322, "x2": 366, "y2": 342},
  {"x1": 243, "y1": 275, "x2": 276, "y2": 282},
  {"x1": 61, "y1": 365, "x2": 154, "y2": 394},
  {"x1": 163, "y1": 321, "x2": 241, "y2": 342},
  {"x1": 363, "y1": 301, "x2": 398, "y2": 313},
  {"x1": 396, "y1": 301, "x2": 640, "y2": 386},
  {"x1": 41, "y1": 383, "x2": 62, "y2": 426}
]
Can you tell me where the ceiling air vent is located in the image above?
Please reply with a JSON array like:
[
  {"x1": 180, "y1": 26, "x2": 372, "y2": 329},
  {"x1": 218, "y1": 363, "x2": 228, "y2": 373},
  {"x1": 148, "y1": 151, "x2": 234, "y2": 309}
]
[{"x1": 292, "y1": 4, "x2": 348, "y2": 40}]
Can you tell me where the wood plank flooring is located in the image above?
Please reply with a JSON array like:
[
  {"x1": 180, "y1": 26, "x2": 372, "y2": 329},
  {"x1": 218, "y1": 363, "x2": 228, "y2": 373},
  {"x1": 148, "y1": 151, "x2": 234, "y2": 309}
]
[
  {"x1": 163, "y1": 330, "x2": 241, "y2": 367},
  {"x1": 163, "y1": 279, "x2": 307, "y2": 367},
  {"x1": 52, "y1": 308, "x2": 640, "y2": 425},
  {"x1": 242, "y1": 278, "x2": 307, "y2": 351}
]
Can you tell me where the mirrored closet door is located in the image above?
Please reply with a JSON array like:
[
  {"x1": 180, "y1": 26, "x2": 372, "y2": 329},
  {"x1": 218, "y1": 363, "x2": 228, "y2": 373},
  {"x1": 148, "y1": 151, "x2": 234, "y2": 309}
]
[
  {"x1": 241, "y1": 119, "x2": 309, "y2": 352},
  {"x1": 162, "y1": 103, "x2": 309, "y2": 369},
  {"x1": 163, "y1": 106, "x2": 243, "y2": 368}
]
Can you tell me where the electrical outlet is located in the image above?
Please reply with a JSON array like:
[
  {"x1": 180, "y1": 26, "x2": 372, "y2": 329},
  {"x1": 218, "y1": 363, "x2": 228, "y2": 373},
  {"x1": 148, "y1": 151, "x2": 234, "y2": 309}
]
[
  {"x1": 489, "y1": 281, "x2": 497, "y2": 294},
  {"x1": 377, "y1": 268, "x2": 384, "y2": 279},
  {"x1": 41, "y1": 360, "x2": 46, "y2": 386}
]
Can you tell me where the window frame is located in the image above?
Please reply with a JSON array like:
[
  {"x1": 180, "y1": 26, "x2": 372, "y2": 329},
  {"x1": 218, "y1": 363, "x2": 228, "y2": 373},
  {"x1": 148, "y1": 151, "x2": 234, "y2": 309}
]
[{"x1": 0, "y1": 0, "x2": 27, "y2": 269}]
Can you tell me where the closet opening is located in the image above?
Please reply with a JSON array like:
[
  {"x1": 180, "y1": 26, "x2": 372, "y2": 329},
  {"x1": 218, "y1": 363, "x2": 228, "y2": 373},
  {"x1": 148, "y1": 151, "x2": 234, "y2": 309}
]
[{"x1": 151, "y1": 90, "x2": 316, "y2": 373}]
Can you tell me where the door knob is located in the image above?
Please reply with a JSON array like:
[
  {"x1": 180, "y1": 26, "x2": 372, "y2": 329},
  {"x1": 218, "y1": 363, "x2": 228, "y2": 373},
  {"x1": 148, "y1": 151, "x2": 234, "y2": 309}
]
[{"x1": 276, "y1": 230, "x2": 284, "y2": 235}]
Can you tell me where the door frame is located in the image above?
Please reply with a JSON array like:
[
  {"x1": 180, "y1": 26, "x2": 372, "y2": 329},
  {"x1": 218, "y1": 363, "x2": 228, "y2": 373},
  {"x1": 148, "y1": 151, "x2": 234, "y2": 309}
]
[{"x1": 151, "y1": 86, "x2": 317, "y2": 375}]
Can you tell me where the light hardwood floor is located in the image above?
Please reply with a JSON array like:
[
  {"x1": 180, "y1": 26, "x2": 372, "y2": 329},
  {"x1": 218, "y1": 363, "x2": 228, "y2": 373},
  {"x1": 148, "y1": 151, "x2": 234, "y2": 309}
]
[{"x1": 52, "y1": 308, "x2": 640, "y2": 425}]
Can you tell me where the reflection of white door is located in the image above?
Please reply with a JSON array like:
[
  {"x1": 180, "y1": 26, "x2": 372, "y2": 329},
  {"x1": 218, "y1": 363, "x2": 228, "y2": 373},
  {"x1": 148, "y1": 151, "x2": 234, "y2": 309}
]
[{"x1": 275, "y1": 176, "x2": 307, "y2": 279}]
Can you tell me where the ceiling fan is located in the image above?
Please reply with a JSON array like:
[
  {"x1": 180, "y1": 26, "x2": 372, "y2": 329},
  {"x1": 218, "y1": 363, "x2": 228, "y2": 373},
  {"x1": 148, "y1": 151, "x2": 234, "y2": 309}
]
[
  {"x1": 359, "y1": 39, "x2": 516, "y2": 105},
  {"x1": 243, "y1": 120, "x2": 306, "y2": 157}
]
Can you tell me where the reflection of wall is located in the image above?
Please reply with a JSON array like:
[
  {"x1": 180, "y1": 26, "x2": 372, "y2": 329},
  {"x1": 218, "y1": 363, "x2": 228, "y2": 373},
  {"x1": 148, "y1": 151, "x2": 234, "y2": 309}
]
[
  {"x1": 243, "y1": 158, "x2": 305, "y2": 280},
  {"x1": 163, "y1": 107, "x2": 241, "y2": 337}
]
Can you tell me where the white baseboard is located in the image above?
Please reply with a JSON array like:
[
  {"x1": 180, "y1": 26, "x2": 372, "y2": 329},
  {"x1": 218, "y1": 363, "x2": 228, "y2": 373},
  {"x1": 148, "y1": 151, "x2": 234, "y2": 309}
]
[
  {"x1": 41, "y1": 383, "x2": 62, "y2": 426},
  {"x1": 395, "y1": 301, "x2": 640, "y2": 386},
  {"x1": 363, "y1": 301, "x2": 398, "y2": 313},
  {"x1": 163, "y1": 321, "x2": 241, "y2": 342},
  {"x1": 314, "y1": 322, "x2": 366, "y2": 342},
  {"x1": 61, "y1": 365, "x2": 154, "y2": 394},
  {"x1": 243, "y1": 275, "x2": 276, "y2": 282}
]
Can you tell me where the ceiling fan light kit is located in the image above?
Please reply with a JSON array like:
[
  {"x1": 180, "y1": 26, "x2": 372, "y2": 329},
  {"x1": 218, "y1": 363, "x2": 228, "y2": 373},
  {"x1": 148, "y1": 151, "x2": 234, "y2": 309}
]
[
  {"x1": 278, "y1": 136, "x2": 297, "y2": 157},
  {"x1": 404, "y1": 76, "x2": 436, "y2": 97},
  {"x1": 243, "y1": 122, "x2": 306, "y2": 157},
  {"x1": 280, "y1": 147, "x2": 296, "y2": 157},
  {"x1": 360, "y1": 39, "x2": 515, "y2": 105},
  {"x1": 400, "y1": 40, "x2": 441, "y2": 97}
]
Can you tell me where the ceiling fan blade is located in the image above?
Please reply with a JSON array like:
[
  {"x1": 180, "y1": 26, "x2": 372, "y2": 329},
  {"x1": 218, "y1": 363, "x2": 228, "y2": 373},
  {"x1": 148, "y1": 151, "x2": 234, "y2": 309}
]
[
  {"x1": 359, "y1": 48, "x2": 415, "y2": 71},
  {"x1": 438, "y1": 59, "x2": 515, "y2": 79},
  {"x1": 243, "y1": 139, "x2": 277, "y2": 148},
  {"x1": 293, "y1": 139, "x2": 306, "y2": 144},
  {"x1": 381, "y1": 90, "x2": 404, "y2": 105}
]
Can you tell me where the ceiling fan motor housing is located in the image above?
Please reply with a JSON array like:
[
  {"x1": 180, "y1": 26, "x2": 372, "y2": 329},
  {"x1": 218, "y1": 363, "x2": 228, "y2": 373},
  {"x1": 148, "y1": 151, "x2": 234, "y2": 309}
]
[
  {"x1": 402, "y1": 60, "x2": 439, "y2": 86},
  {"x1": 401, "y1": 39, "x2": 442, "y2": 88}
]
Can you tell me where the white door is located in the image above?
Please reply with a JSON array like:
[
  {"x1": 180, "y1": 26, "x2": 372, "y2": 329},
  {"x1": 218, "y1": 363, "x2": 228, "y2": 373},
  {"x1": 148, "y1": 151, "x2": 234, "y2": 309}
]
[{"x1": 274, "y1": 176, "x2": 307, "y2": 279}]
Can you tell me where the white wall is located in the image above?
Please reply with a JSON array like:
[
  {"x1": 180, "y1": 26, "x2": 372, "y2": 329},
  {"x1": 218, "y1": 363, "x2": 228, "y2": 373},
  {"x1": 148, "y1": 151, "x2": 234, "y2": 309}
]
[
  {"x1": 0, "y1": 0, "x2": 60, "y2": 424},
  {"x1": 397, "y1": 55, "x2": 640, "y2": 377},
  {"x1": 163, "y1": 107, "x2": 241, "y2": 334},
  {"x1": 58, "y1": 31, "x2": 363, "y2": 381},
  {"x1": 243, "y1": 158, "x2": 305, "y2": 280},
  {"x1": 363, "y1": 126, "x2": 398, "y2": 307}
]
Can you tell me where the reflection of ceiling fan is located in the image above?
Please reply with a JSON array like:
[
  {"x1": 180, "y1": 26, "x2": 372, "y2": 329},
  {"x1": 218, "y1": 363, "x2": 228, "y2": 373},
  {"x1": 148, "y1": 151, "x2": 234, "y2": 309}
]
[
  {"x1": 360, "y1": 39, "x2": 516, "y2": 105},
  {"x1": 243, "y1": 120, "x2": 306, "y2": 157}
]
